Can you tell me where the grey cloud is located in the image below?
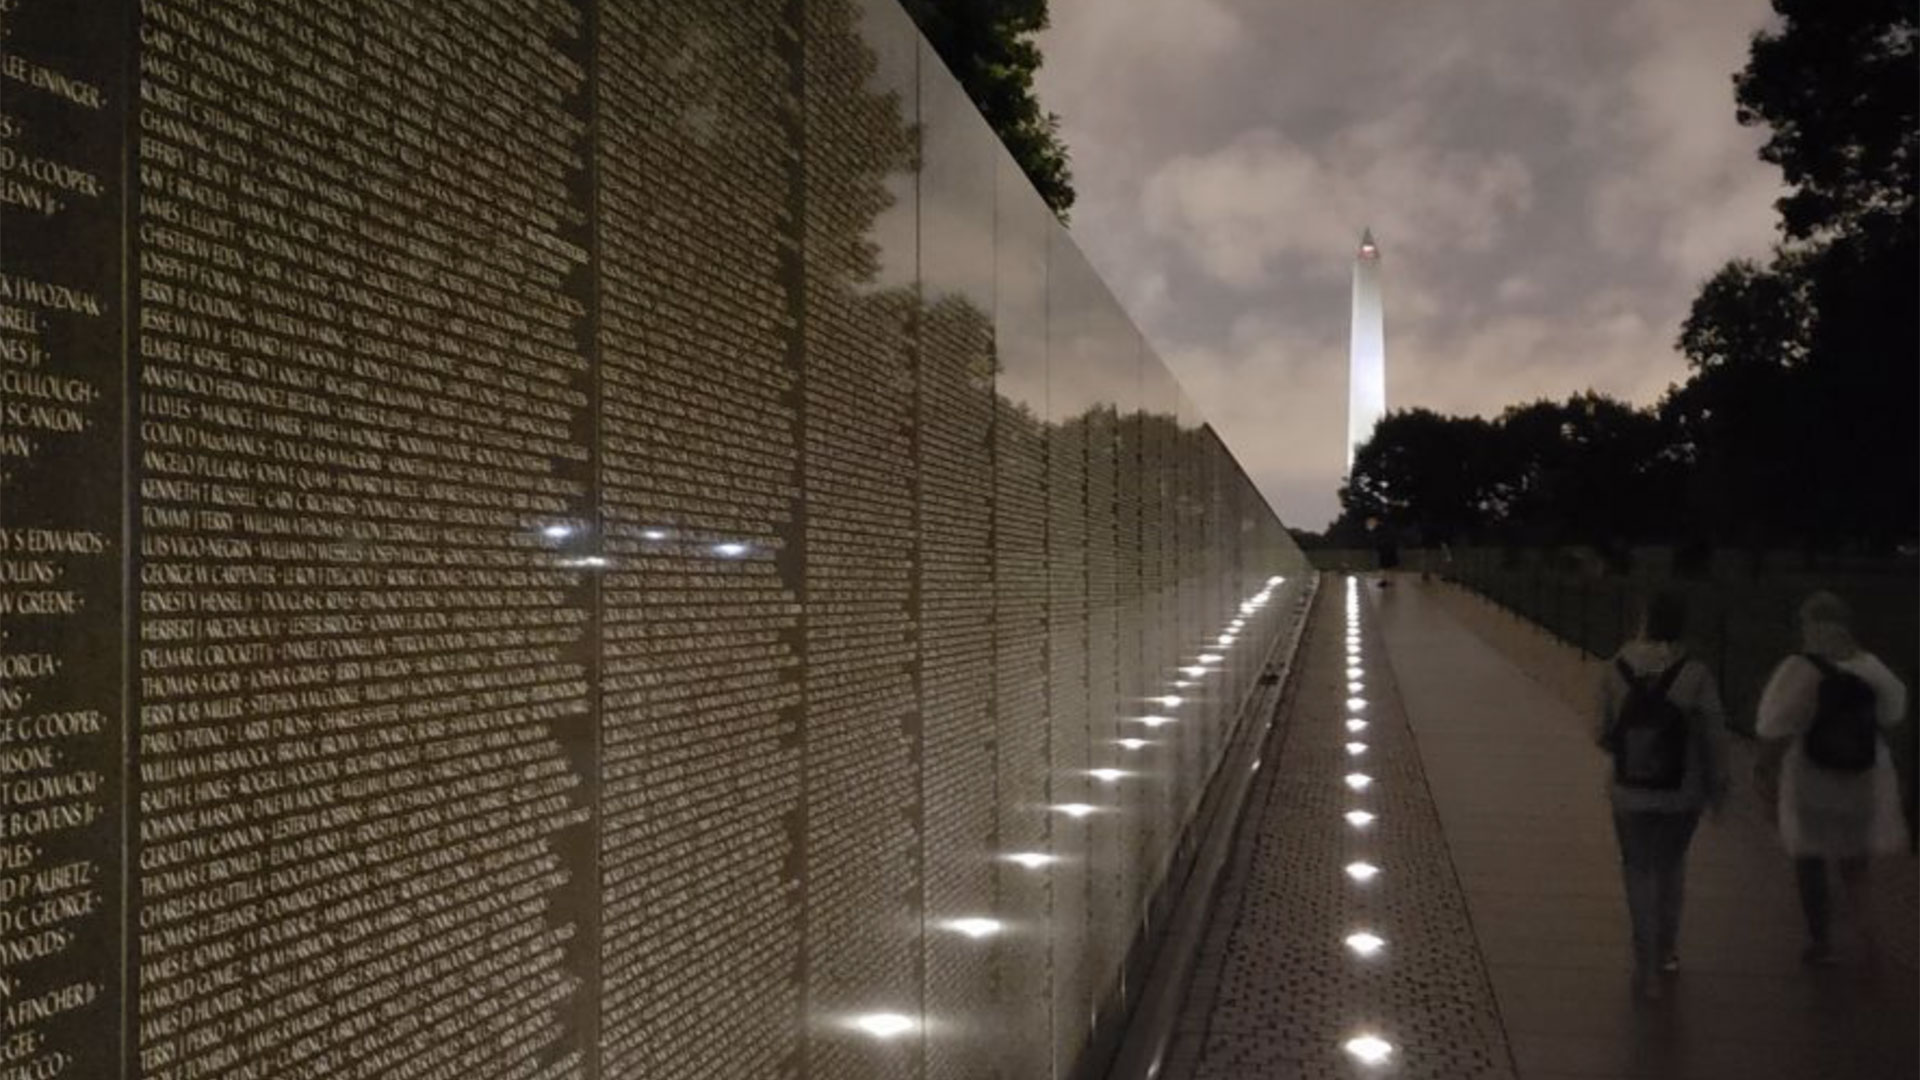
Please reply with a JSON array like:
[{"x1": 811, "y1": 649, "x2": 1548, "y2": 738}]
[{"x1": 1038, "y1": 0, "x2": 1785, "y2": 530}]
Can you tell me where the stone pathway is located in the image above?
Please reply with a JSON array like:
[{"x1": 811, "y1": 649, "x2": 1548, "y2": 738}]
[
  {"x1": 1159, "y1": 574, "x2": 1918, "y2": 1080},
  {"x1": 1163, "y1": 575, "x2": 1513, "y2": 1078}
]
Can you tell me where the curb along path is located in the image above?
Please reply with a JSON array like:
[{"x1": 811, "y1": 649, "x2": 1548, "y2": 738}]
[{"x1": 1162, "y1": 575, "x2": 1514, "y2": 1078}]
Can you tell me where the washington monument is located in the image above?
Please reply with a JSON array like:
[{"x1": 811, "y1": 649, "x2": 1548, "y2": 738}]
[{"x1": 1348, "y1": 228, "x2": 1386, "y2": 469}]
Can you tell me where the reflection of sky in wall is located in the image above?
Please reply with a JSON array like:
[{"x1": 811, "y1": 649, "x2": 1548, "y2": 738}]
[
  {"x1": 856, "y1": 0, "x2": 919, "y2": 297},
  {"x1": 920, "y1": 40, "x2": 996, "y2": 309},
  {"x1": 1041, "y1": 0, "x2": 1785, "y2": 528},
  {"x1": 995, "y1": 155, "x2": 1051, "y2": 417},
  {"x1": 840, "y1": 0, "x2": 1253, "y2": 465}
]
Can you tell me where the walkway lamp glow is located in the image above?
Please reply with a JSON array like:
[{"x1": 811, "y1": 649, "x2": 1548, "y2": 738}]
[
  {"x1": 1346, "y1": 719, "x2": 1368, "y2": 734},
  {"x1": 1154, "y1": 695, "x2": 1183, "y2": 708},
  {"x1": 1053, "y1": 803, "x2": 1098, "y2": 818},
  {"x1": 1344, "y1": 810, "x2": 1375, "y2": 828},
  {"x1": 1181, "y1": 666, "x2": 1207, "y2": 678},
  {"x1": 1136, "y1": 715, "x2": 1175, "y2": 728},
  {"x1": 1003, "y1": 852, "x2": 1056, "y2": 869},
  {"x1": 542, "y1": 523, "x2": 573, "y2": 540},
  {"x1": 1348, "y1": 681, "x2": 1364, "y2": 694},
  {"x1": 1117, "y1": 738, "x2": 1149, "y2": 751},
  {"x1": 1345, "y1": 861, "x2": 1380, "y2": 883},
  {"x1": 1346, "y1": 697, "x2": 1367, "y2": 711},
  {"x1": 1343, "y1": 1034, "x2": 1394, "y2": 1066},
  {"x1": 1345, "y1": 742, "x2": 1367, "y2": 757},
  {"x1": 1196, "y1": 654, "x2": 1222, "y2": 665},
  {"x1": 1344, "y1": 773, "x2": 1372, "y2": 792},
  {"x1": 1343, "y1": 931, "x2": 1386, "y2": 957},
  {"x1": 1347, "y1": 666, "x2": 1363, "y2": 679},
  {"x1": 1088, "y1": 769, "x2": 1126, "y2": 783}
]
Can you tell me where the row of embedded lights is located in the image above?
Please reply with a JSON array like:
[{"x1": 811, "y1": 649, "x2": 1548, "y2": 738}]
[
  {"x1": 1339, "y1": 575, "x2": 1394, "y2": 1067},
  {"x1": 539, "y1": 522, "x2": 752, "y2": 568},
  {"x1": 847, "y1": 575, "x2": 1288, "y2": 1042}
]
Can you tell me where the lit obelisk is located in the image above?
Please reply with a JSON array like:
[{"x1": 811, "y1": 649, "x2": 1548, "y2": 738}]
[{"x1": 1347, "y1": 227, "x2": 1386, "y2": 469}]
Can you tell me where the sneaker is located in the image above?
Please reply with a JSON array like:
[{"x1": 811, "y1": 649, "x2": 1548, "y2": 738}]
[
  {"x1": 1801, "y1": 942, "x2": 1837, "y2": 967},
  {"x1": 1659, "y1": 954, "x2": 1680, "y2": 975}
]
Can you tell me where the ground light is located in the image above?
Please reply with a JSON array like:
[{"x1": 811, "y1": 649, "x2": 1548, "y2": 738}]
[
  {"x1": 1344, "y1": 931, "x2": 1386, "y2": 957},
  {"x1": 1345, "y1": 773, "x2": 1372, "y2": 791},
  {"x1": 1346, "y1": 719, "x2": 1368, "y2": 734},
  {"x1": 1344, "y1": 810, "x2": 1375, "y2": 828},
  {"x1": 1346, "y1": 697, "x2": 1367, "y2": 711},
  {"x1": 1117, "y1": 739, "x2": 1148, "y2": 751},
  {"x1": 1088, "y1": 769, "x2": 1126, "y2": 783},
  {"x1": 1348, "y1": 681, "x2": 1365, "y2": 693},
  {"x1": 1136, "y1": 715, "x2": 1175, "y2": 728},
  {"x1": 1345, "y1": 861, "x2": 1380, "y2": 883},
  {"x1": 849, "y1": 1013, "x2": 917, "y2": 1039},
  {"x1": 1053, "y1": 803, "x2": 1097, "y2": 818},
  {"x1": 1345, "y1": 742, "x2": 1367, "y2": 757},
  {"x1": 1343, "y1": 1034, "x2": 1394, "y2": 1066},
  {"x1": 1155, "y1": 695, "x2": 1183, "y2": 708},
  {"x1": 1004, "y1": 852, "x2": 1055, "y2": 869}
]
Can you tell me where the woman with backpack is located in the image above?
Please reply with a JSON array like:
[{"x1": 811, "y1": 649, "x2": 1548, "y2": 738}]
[
  {"x1": 1596, "y1": 590, "x2": 1730, "y2": 1000},
  {"x1": 1755, "y1": 591, "x2": 1909, "y2": 967}
]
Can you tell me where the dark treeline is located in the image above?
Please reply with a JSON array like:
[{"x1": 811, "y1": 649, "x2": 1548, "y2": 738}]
[{"x1": 1312, "y1": 0, "x2": 1917, "y2": 558}]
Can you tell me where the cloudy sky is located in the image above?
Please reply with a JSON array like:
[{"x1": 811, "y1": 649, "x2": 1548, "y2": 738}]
[{"x1": 1037, "y1": 0, "x2": 1787, "y2": 530}]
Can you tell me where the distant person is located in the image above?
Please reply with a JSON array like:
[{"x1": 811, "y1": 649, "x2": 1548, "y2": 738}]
[
  {"x1": 1755, "y1": 591, "x2": 1909, "y2": 967},
  {"x1": 1596, "y1": 590, "x2": 1729, "y2": 999}
]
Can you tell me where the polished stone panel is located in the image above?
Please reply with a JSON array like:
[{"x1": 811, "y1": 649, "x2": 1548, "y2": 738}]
[
  {"x1": 129, "y1": 3, "x2": 599, "y2": 1078},
  {"x1": 990, "y1": 150, "x2": 1057, "y2": 1080},
  {"x1": 0, "y1": 8, "x2": 126, "y2": 1080},
  {"x1": 800, "y1": 2, "x2": 923, "y2": 1077},
  {"x1": 595, "y1": 5, "x2": 804, "y2": 1076},
  {"x1": 917, "y1": 37, "x2": 999, "y2": 1080},
  {"x1": 1052, "y1": 228, "x2": 1098, "y2": 1068},
  {"x1": 0, "y1": 2, "x2": 1309, "y2": 1078}
]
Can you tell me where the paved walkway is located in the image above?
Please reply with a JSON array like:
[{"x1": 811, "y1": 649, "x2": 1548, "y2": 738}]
[{"x1": 1162, "y1": 575, "x2": 1917, "y2": 1080}]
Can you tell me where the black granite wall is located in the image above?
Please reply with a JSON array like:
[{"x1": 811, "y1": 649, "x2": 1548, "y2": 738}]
[{"x1": 0, "y1": 1, "x2": 1308, "y2": 1077}]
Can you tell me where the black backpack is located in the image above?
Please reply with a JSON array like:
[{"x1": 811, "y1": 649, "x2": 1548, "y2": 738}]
[
  {"x1": 1607, "y1": 658, "x2": 1690, "y2": 790},
  {"x1": 1800, "y1": 654, "x2": 1879, "y2": 772}
]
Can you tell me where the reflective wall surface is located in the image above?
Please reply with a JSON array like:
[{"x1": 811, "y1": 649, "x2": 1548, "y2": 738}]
[{"x1": 0, "y1": 1, "x2": 1309, "y2": 1078}]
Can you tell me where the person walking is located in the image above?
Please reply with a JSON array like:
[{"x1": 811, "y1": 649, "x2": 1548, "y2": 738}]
[
  {"x1": 1755, "y1": 591, "x2": 1909, "y2": 967},
  {"x1": 1596, "y1": 590, "x2": 1730, "y2": 999}
]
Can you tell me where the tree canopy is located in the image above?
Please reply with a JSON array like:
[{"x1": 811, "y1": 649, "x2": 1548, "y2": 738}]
[{"x1": 902, "y1": 0, "x2": 1077, "y2": 218}]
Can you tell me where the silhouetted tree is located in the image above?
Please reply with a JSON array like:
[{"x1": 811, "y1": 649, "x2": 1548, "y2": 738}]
[
  {"x1": 902, "y1": 0, "x2": 1076, "y2": 217},
  {"x1": 1676, "y1": 0, "x2": 1918, "y2": 550},
  {"x1": 1495, "y1": 394, "x2": 1674, "y2": 549},
  {"x1": 1340, "y1": 409, "x2": 1501, "y2": 546}
]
